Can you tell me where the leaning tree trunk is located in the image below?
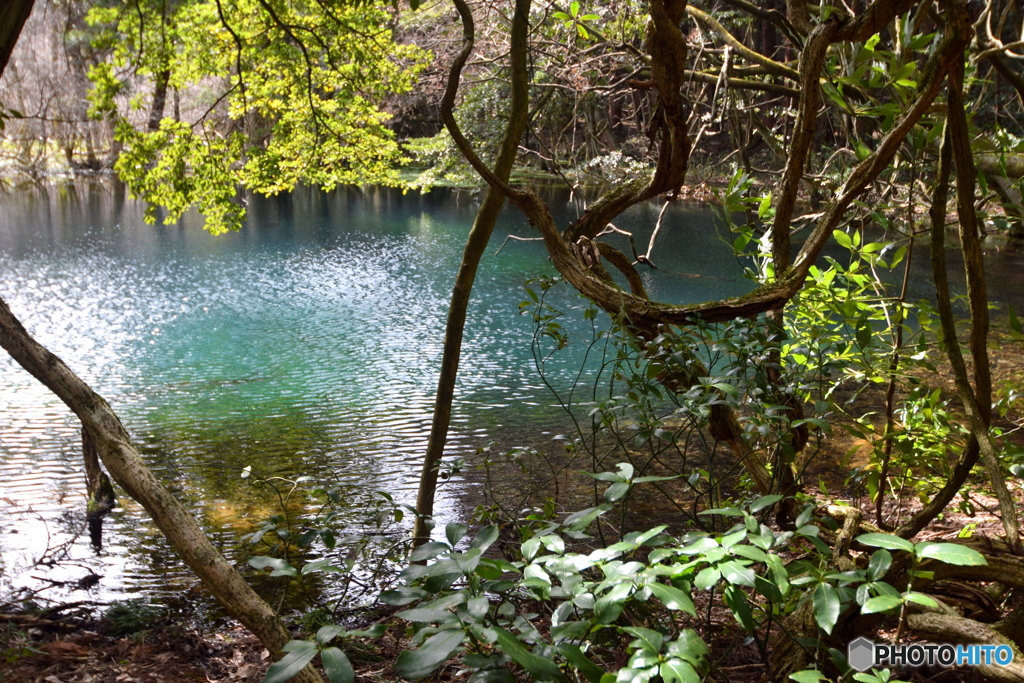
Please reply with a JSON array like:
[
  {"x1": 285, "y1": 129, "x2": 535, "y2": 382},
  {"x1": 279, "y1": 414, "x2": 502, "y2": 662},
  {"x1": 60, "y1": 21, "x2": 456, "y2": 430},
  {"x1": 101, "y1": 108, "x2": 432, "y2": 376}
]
[
  {"x1": 0, "y1": 299, "x2": 323, "y2": 683},
  {"x1": 0, "y1": 11, "x2": 321, "y2": 680}
]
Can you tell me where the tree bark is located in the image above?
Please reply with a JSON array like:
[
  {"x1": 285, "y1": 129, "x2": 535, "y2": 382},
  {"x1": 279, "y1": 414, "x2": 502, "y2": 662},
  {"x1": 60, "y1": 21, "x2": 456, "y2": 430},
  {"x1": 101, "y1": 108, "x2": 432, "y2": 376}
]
[
  {"x1": 413, "y1": 0, "x2": 531, "y2": 543},
  {"x1": 83, "y1": 426, "x2": 116, "y2": 517},
  {"x1": 0, "y1": 297, "x2": 323, "y2": 683},
  {"x1": 147, "y1": 69, "x2": 172, "y2": 132},
  {"x1": 942, "y1": 31, "x2": 1019, "y2": 544},
  {"x1": 0, "y1": 0, "x2": 33, "y2": 77}
]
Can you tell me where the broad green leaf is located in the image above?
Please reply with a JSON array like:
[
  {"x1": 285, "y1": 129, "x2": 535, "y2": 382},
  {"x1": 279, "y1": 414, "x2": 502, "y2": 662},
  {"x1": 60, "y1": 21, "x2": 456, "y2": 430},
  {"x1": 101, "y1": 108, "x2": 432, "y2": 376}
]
[
  {"x1": 394, "y1": 628, "x2": 466, "y2": 679},
  {"x1": 729, "y1": 545, "x2": 770, "y2": 564},
  {"x1": 446, "y1": 523, "x2": 468, "y2": 547},
  {"x1": 493, "y1": 628, "x2": 567, "y2": 683},
  {"x1": 264, "y1": 640, "x2": 318, "y2": 683},
  {"x1": 856, "y1": 533, "x2": 914, "y2": 553},
  {"x1": 248, "y1": 556, "x2": 297, "y2": 577},
  {"x1": 867, "y1": 549, "x2": 892, "y2": 581},
  {"x1": 660, "y1": 659, "x2": 700, "y2": 683},
  {"x1": 301, "y1": 558, "x2": 348, "y2": 575},
  {"x1": 812, "y1": 583, "x2": 840, "y2": 634},
  {"x1": 833, "y1": 230, "x2": 853, "y2": 249},
  {"x1": 321, "y1": 647, "x2": 354, "y2": 683},
  {"x1": 398, "y1": 592, "x2": 467, "y2": 622},
  {"x1": 789, "y1": 671, "x2": 828, "y2": 683},
  {"x1": 915, "y1": 542, "x2": 987, "y2": 566},
  {"x1": 316, "y1": 625, "x2": 346, "y2": 645},
  {"x1": 666, "y1": 630, "x2": 708, "y2": 665},
  {"x1": 540, "y1": 535, "x2": 566, "y2": 554},
  {"x1": 754, "y1": 574, "x2": 785, "y2": 603},
  {"x1": 558, "y1": 644, "x2": 605, "y2": 683},
  {"x1": 380, "y1": 586, "x2": 429, "y2": 606},
  {"x1": 648, "y1": 583, "x2": 697, "y2": 616},
  {"x1": 469, "y1": 669, "x2": 516, "y2": 683},
  {"x1": 409, "y1": 541, "x2": 450, "y2": 563},
  {"x1": 723, "y1": 585, "x2": 755, "y2": 634},
  {"x1": 903, "y1": 592, "x2": 939, "y2": 608},
  {"x1": 594, "y1": 594, "x2": 626, "y2": 624},
  {"x1": 693, "y1": 566, "x2": 720, "y2": 591},
  {"x1": 699, "y1": 507, "x2": 743, "y2": 517},
  {"x1": 623, "y1": 627, "x2": 664, "y2": 653},
  {"x1": 719, "y1": 561, "x2": 756, "y2": 587},
  {"x1": 564, "y1": 504, "x2": 612, "y2": 530},
  {"x1": 861, "y1": 594, "x2": 901, "y2": 614},
  {"x1": 472, "y1": 525, "x2": 500, "y2": 551},
  {"x1": 604, "y1": 481, "x2": 630, "y2": 502},
  {"x1": 749, "y1": 494, "x2": 782, "y2": 513},
  {"x1": 467, "y1": 596, "x2": 490, "y2": 620}
]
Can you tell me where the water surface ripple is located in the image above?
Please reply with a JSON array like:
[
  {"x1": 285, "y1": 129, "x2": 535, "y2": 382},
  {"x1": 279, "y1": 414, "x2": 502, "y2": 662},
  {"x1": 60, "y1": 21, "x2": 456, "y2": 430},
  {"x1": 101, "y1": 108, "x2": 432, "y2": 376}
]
[{"x1": 0, "y1": 182, "x2": 764, "y2": 604}]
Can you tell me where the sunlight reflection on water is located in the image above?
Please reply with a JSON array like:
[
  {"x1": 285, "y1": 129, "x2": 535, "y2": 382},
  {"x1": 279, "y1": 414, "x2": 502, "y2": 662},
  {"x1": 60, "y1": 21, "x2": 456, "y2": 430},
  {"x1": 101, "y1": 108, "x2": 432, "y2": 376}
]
[{"x1": 0, "y1": 182, "x2": 750, "y2": 607}]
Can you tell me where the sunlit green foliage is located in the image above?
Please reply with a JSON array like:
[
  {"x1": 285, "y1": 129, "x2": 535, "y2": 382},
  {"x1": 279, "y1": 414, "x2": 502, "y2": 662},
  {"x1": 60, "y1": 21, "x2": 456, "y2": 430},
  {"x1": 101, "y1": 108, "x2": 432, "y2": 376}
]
[{"x1": 87, "y1": 0, "x2": 428, "y2": 233}]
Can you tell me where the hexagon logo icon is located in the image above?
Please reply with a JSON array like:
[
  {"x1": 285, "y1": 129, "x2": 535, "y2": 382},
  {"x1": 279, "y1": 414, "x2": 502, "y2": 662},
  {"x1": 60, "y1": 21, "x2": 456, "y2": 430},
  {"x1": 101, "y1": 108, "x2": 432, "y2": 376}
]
[{"x1": 848, "y1": 637, "x2": 876, "y2": 672}]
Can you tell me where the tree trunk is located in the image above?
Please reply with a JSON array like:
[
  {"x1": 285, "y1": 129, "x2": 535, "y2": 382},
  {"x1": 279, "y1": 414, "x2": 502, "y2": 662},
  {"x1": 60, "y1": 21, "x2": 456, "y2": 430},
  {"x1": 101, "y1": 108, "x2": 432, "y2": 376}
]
[
  {"x1": 413, "y1": 0, "x2": 531, "y2": 543},
  {"x1": 0, "y1": 0, "x2": 33, "y2": 76},
  {"x1": 147, "y1": 69, "x2": 171, "y2": 132},
  {"x1": 0, "y1": 297, "x2": 323, "y2": 683}
]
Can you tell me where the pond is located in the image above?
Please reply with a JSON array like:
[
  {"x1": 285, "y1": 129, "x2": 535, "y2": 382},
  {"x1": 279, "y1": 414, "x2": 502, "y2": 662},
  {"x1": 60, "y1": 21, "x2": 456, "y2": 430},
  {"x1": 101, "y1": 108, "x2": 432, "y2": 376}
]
[{"x1": 0, "y1": 180, "x2": 759, "y2": 610}]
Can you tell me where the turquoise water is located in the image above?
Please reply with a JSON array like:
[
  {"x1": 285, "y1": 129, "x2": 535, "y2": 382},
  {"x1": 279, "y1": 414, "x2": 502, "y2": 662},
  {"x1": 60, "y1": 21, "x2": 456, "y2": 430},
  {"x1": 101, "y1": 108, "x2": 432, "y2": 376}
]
[{"x1": 0, "y1": 181, "x2": 752, "y2": 603}]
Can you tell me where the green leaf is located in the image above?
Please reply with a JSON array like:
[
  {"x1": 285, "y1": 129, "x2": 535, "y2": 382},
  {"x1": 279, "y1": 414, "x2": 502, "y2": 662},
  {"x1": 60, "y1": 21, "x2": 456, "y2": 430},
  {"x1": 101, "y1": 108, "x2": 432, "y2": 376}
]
[
  {"x1": 861, "y1": 594, "x2": 901, "y2": 614},
  {"x1": 833, "y1": 230, "x2": 853, "y2": 249},
  {"x1": 472, "y1": 525, "x2": 500, "y2": 551},
  {"x1": 867, "y1": 549, "x2": 892, "y2": 581},
  {"x1": 719, "y1": 560, "x2": 756, "y2": 587},
  {"x1": 754, "y1": 574, "x2": 785, "y2": 603},
  {"x1": 558, "y1": 644, "x2": 605, "y2": 683},
  {"x1": 915, "y1": 542, "x2": 987, "y2": 566},
  {"x1": 493, "y1": 628, "x2": 567, "y2": 683},
  {"x1": 397, "y1": 593, "x2": 466, "y2": 623},
  {"x1": 380, "y1": 586, "x2": 429, "y2": 605},
  {"x1": 693, "y1": 566, "x2": 721, "y2": 591},
  {"x1": 301, "y1": 558, "x2": 347, "y2": 575},
  {"x1": 564, "y1": 504, "x2": 612, "y2": 531},
  {"x1": 623, "y1": 627, "x2": 664, "y2": 653},
  {"x1": 723, "y1": 585, "x2": 755, "y2": 634},
  {"x1": 789, "y1": 671, "x2": 828, "y2": 683},
  {"x1": 409, "y1": 541, "x2": 450, "y2": 563},
  {"x1": 666, "y1": 630, "x2": 708, "y2": 666},
  {"x1": 316, "y1": 625, "x2": 346, "y2": 645},
  {"x1": 856, "y1": 533, "x2": 915, "y2": 553},
  {"x1": 552, "y1": 11, "x2": 571, "y2": 20},
  {"x1": 700, "y1": 506, "x2": 743, "y2": 517},
  {"x1": 749, "y1": 494, "x2": 782, "y2": 513},
  {"x1": 248, "y1": 556, "x2": 298, "y2": 577},
  {"x1": 321, "y1": 647, "x2": 354, "y2": 683},
  {"x1": 469, "y1": 669, "x2": 516, "y2": 683},
  {"x1": 648, "y1": 583, "x2": 697, "y2": 616},
  {"x1": 903, "y1": 592, "x2": 939, "y2": 608},
  {"x1": 264, "y1": 640, "x2": 318, "y2": 683},
  {"x1": 604, "y1": 481, "x2": 631, "y2": 502},
  {"x1": 394, "y1": 628, "x2": 466, "y2": 679},
  {"x1": 660, "y1": 659, "x2": 700, "y2": 683},
  {"x1": 812, "y1": 583, "x2": 840, "y2": 634},
  {"x1": 446, "y1": 523, "x2": 469, "y2": 547},
  {"x1": 594, "y1": 594, "x2": 626, "y2": 624}
]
